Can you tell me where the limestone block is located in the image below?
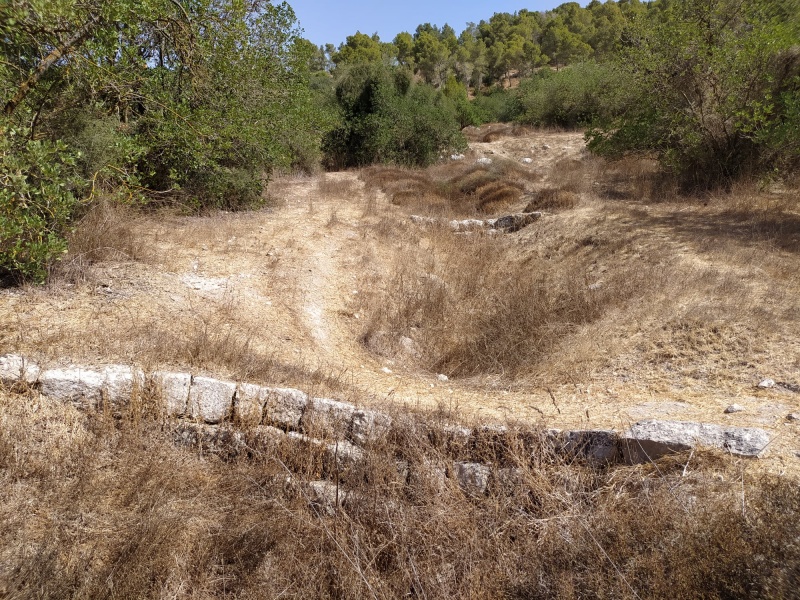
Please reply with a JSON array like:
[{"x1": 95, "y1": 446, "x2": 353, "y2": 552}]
[
  {"x1": 351, "y1": 408, "x2": 392, "y2": 445},
  {"x1": 152, "y1": 371, "x2": 192, "y2": 416},
  {"x1": 303, "y1": 397, "x2": 356, "y2": 434},
  {"x1": 622, "y1": 420, "x2": 771, "y2": 463},
  {"x1": 264, "y1": 387, "x2": 308, "y2": 429},
  {"x1": 39, "y1": 367, "x2": 104, "y2": 407},
  {"x1": 236, "y1": 383, "x2": 269, "y2": 425},
  {"x1": 188, "y1": 376, "x2": 236, "y2": 424},
  {"x1": 0, "y1": 354, "x2": 40, "y2": 384},
  {"x1": 454, "y1": 461, "x2": 491, "y2": 495},
  {"x1": 100, "y1": 365, "x2": 145, "y2": 405}
]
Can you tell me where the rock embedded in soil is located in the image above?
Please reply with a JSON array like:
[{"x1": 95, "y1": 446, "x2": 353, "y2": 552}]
[
  {"x1": 454, "y1": 461, "x2": 492, "y2": 495},
  {"x1": 621, "y1": 420, "x2": 771, "y2": 463},
  {"x1": 0, "y1": 354, "x2": 40, "y2": 384},
  {"x1": 188, "y1": 376, "x2": 236, "y2": 424},
  {"x1": 152, "y1": 371, "x2": 192, "y2": 417},
  {"x1": 264, "y1": 387, "x2": 309, "y2": 429},
  {"x1": 724, "y1": 404, "x2": 745, "y2": 414},
  {"x1": 560, "y1": 429, "x2": 621, "y2": 464},
  {"x1": 39, "y1": 367, "x2": 105, "y2": 407},
  {"x1": 758, "y1": 378, "x2": 776, "y2": 389}
]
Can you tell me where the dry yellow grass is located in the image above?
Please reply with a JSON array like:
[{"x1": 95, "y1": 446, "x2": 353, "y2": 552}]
[
  {"x1": 1, "y1": 127, "x2": 800, "y2": 596},
  {"x1": 0, "y1": 387, "x2": 798, "y2": 599}
]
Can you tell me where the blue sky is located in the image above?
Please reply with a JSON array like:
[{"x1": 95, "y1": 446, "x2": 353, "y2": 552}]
[{"x1": 288, "y1": 1, "x2": 589, "y2": 47}]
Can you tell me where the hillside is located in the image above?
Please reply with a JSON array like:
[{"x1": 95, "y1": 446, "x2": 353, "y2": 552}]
[{"x1": 2, "y1": 126, "x2": 798, "y2": 473}]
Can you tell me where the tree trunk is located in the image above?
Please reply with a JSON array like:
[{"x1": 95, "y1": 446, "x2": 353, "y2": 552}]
[{"x1": 3, "y1": 14, "x2": 101, "y2": 117}]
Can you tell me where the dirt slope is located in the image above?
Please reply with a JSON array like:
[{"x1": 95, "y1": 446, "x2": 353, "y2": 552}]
[{"x1": 1, "y1": 127, "x2": 799, "y2": 474}]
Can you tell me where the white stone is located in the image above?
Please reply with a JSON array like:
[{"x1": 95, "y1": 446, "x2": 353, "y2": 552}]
[
  {"x1": 410, "y1": 215, "x2": 437, "y2": 226},
  {"x1": 381, "y1": 366, "x2": 393, "y2": 374},
  {"x1": 476, "y1": 157, "x2": 492, "y2": 165},
  {"x1": 188, "y1": 376, "x2": 236, "y2": 424},
  {"x1": 521, "y1": 157, "x2": 533, "y2": 164},
  {"x1": 437, "y1": 374, "x2": 449, "y2": 382},
  {"x1": 304, "y1": 397, "x2": 356, "y2": 433},
  {"x1": 787, "y1": 413, "x2": 800, "y2": 422},
  {"x1": 264, "y1": 387, "x2": 308, "y2": 429},
  {"x1": 454, "y1": 462, "x2": 491, "y2": 495},
  {"x1": 621, "y1": 420, "x2": 771, "y2": 463},
  {"x1": 0, "y1": 354, "x2": 40, "y2": 384},
  {"x1": 758, "y1": 378, "x2": 776, "y2": 389},
  {"x1": 351, "y1": 408, "x2": 392, "y2": 445},
  {"x1": 325, "y1": 439, "x2": 364, "y2": 468},
  {"x1": 449, "y1": 218, "x2": 487, "y2": 232},
  {"x1": 152, "y1": 371, "x2": 191, "y2": 416},
  {"x1": 235, "y1": 382, "x2": 268, "y2": 425},
  {"x1": 724, "y1": 404, "x2": 745, "y2": 414},
  {"x1": 100, "y1": 365, "x2": 145, "y2": 405},
  {"x1": 39, "y1": 367, "x2": 104, "y2": 406},
  {"x1": 450, "y1": 154, "x2": 465, "y2": 161}
]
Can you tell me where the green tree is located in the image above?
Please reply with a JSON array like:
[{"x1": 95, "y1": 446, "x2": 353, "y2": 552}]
[
  {"x1": 394, "y1": 32, "x2": 415, "y2": 69},
  {"x1": 322, "y1": 63, "x2": 465, "y2": 168},
  {"x1": 588, "y1": 0, "x2": 800, "y2": 187},
  {"x1": 332, "y1": 32, "x2": 384, "y2": 66},
  {"x1": 413, "y1": 30, "x2": 450, "y2": 86},
  {"x1": 1, "y1": 0, "x2": 330, "y2": 281},
  {"x1": 542, "y1": 17, "x2": 593, "y2": 69}
]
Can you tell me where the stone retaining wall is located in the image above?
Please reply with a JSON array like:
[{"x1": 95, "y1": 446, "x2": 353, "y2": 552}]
[{"x1": 0, "y1": 354, "x2": 772, "y2": 496}]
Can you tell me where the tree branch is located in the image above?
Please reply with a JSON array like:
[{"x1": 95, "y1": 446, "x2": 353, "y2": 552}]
[{"x1": 3, "y1": 13, "x2": 102, "y2": 117}]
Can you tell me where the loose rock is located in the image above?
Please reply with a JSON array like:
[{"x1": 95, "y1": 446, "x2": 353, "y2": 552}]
[
  {"x1": 758, "y1": 378, "x2": 776, "y2": 389},
  {"x1": 724, "y1": 404, "x2": 745, "y2": 414},
  {"x1": 621, "y1": 420, "x2": 770, "y2": 463}
]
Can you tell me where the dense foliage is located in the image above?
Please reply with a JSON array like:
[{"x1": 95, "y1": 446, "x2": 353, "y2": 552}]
[
  {"x1": 322, "y1": 64, "x2": 466, "y2": 168},
  {"x1": 0, "y1": 0, "x2": 332, "y2": 281},
  {"x1": 587, "y1": 0, "x2": 800, "y2": 187}
]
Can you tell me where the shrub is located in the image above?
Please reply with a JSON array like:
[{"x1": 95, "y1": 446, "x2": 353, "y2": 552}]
[
  {"x1": 587, "y1": 0, "x2": 800, "y2": 188},
  {"x1": 471, "y1": 87, "x2": 521, "y2": 124},
  {"x1": 0, "y1": 128, "x2": 82, "y2": 284},
  {"x1": 517, "y1": 62, "x2": 627, "y2": 128},
  {"x1": 322, "y1": 63, "x2": 466, "y2": 169}
]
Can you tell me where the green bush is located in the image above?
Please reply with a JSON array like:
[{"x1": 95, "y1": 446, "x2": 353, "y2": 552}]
[
  {"x1": 587, "y1": 0, "x2": 800, "y2": 188},
  {"x1": 516, "y1": 62, "x2": 627, "y2": 128},
  {"x1": 471, "y1": 87, "x2": 521, "y2": 124},
  {"x1": 323, "y1": 63, "x2": 466, "y2": 168},
  {"x1": 0, "y1": 128, "x2": 82, "y2": 284}
]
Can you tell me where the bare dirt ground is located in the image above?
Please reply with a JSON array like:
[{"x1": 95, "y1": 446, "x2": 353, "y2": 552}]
[{"x1": 1, "y1": 127, "x2": 799, "y2": 474}]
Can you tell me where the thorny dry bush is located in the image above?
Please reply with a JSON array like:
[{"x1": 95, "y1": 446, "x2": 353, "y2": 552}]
[{"x1": 0, "y1": 389, "x2": 797, "y2": 599}]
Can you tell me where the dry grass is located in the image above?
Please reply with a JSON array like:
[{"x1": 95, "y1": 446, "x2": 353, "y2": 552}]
[
  {"x1": 2, "y1": 130, "x2": 800, "y2": 597},
  {"x1": 359, "y1": 225, "x2": 670, "y2": 380},
  {"x1": 358, "y1": 152, "x2": 800, "y2": 388},
  {"x1": 56, "y1": 200, "x2": 150, "y2": 282},
  {"x1": 524, "y1": 187, "x2": 580, "y2": 211},
  {"x1": 0, "y1": 389, "x2": 797, "y2": 599},
  {"x1": 362, "y1": 159, "x2": 540, "y2": 217}
]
